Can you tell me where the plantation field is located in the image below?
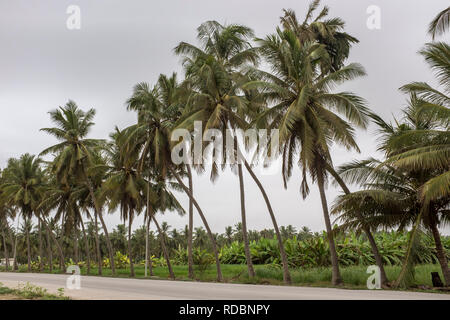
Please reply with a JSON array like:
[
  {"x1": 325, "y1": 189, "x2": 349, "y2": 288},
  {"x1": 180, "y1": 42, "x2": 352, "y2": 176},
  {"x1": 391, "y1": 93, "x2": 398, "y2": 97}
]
[{"x1": 4, "y1": 263, "x2": 448, "y2": 291}]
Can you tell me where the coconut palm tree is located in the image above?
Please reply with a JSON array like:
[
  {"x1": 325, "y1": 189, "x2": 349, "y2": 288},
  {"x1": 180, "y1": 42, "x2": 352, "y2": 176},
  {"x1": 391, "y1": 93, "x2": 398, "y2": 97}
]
[
  {"x1": 124, "y1": 77, "x2": 226, "y2": 281},
  {"x1": 0, "y1": 154, "x2": 44, "y2": 272},
  {"x1": 101, "y1": 127, "x2": 147, "y2": 277},
  {"x1": 333, "y1": 97, "x2": 450, "y2": 286},
  {"x1": 280, "y1": 0, "x2": 359, "y2": 72},
  {"x1": 391, "y1": 41, "x2": 450, "y2": 285},
  {"x1": 40, "y1": 101, "x2": 116, "y2": 274},
  {"x1": 174, "y1": 20, "x2": 294, "y2": 282},
  {"x1": 248, "y1": 26, "x2": 370, "y2": 285},
  {"x1": 0, "y1": 170, "x2": 17, "y2": 271}
]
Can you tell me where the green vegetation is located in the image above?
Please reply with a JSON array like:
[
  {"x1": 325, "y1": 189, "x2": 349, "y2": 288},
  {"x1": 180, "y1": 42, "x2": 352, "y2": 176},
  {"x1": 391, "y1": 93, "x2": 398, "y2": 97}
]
[
  {"x1": 0, "y1": 282, "x2": 68, "y2": 300},
  {"x1": 0, "y1": 1, "x2": 449, "y2": 292}
]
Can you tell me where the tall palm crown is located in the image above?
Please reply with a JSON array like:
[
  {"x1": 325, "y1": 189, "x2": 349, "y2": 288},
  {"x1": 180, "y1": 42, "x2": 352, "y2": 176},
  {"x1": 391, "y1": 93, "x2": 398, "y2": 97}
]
[
  {"x1": 102, "y1": 128, "x2": 146, "y2": 220},
  {"x1": 40, "y1": 101, "x2": 104, "y2": 185},
  {"x1": 126, "y1": 76, "x2": 180, "y2": 179},
  {"x1": 249, "y1": 27, "x2": 369, "y2": 195},
  {"x1": 174, "y1": 21, "x2": 260, "y2": 176},
  {"x1": 280, "y1": 0, "x2": 359, "y2": 72}
]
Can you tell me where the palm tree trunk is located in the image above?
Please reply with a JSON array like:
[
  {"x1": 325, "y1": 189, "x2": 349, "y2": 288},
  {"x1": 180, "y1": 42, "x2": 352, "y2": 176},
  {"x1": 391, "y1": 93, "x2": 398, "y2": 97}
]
[
  {"x1": 145, "y1": 216, "x2": 153, "y2": 277},
  {"x1": 238, "y1": 163, "x2": 255, "y2": 278},
  {"x1": 169, "y1": 166, "x2": 223, "y2": 282},
  {"x1": 85, "y1": 176, "x2": 116, "y2": 275},
  {"x1": 26, "y1": 217, "x2": 31, "y2": 272},
  {"x1": 429, "y1": 217, "x2": 450, "y2": 286},
  {"x1": 326, "y1": 163, "x2": 388, "y2": 286},
  {"x1": 46, "y1": 226, "x2": 53, "y2": 273},
  {"x1": 152, "y1": 215, "x2": 174, "y2": 280},
  {"x1": 128, "y1": 210, "x2": 135, "y2": 277},
  {"x1": 38, "y1": 219, "x2": 44, "y2": 272},
  {"x1": 186, "y1": 164, "x2": 195, "y2": 279},
  {"x1": 1, "y1": 227, "x2": 9, "y2": 271},
  {"x1": 316, "y1": 163, "x2": 342, "y2": 285},
  {"x1": 10, "y1": 225, "x2": 18, "y2": 271},
  {"x1": 80, "y1": 220, "x2": 91, "y2": 274},
  {"x1": 242, "y1": 160, "x2": 291, "y2": 284},
  {"x1": 40, "y1": 217, "x2": 65, "y2": 272},
  {"x1": 93, "y1": 212, "x2": 102, "y2": 275},
  {"x1": 74, "y1": 227, "x2": 79, "y2": 264}
]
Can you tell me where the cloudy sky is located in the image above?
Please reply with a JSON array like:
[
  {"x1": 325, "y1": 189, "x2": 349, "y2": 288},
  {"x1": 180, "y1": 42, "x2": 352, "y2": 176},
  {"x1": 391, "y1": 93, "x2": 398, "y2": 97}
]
[{"x1": 1, "y1": 0, "x2": 449, "y2": 235}]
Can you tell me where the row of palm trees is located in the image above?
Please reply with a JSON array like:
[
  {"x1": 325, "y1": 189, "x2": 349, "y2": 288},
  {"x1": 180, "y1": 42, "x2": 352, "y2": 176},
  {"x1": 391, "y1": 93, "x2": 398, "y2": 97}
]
[
  {"x1": 0, "y1": 2, "x2": 449, "y2": 287},
  {"x1": 0, "y1": 220, "x2": 312, "y2": 268}
]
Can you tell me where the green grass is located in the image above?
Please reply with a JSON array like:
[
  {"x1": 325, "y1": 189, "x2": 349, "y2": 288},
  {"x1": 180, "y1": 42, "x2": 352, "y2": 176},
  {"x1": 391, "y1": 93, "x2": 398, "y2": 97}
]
[{"x1": 2, "y1": 263, "x2": 448, "y2": 293}]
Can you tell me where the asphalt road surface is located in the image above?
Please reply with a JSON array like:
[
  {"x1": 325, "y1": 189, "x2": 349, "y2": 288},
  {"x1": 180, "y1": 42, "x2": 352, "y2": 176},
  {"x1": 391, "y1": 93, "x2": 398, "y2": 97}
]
[{"x1": 0, "y1": 272, "x2": 449, "y2": 300}]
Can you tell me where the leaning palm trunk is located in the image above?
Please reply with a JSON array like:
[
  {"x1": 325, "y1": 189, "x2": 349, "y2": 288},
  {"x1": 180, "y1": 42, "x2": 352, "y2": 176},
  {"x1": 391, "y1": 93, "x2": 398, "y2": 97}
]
[
  {"x1": 326, "y1": 164, "x2": 388, "y2": 286},
  {"x1": 85, "y1": 179, "x2": 115, "y2": 275},
  {"x1": 128, "y1": 211, "x2": 135, "y2": 277},
  {"x1": 393, "y1": 210, "x2": 423, "y2": 288},
  {"x1": 169, "y1": 166, "x2": 223, "y2": 282},
  {"x1": 186, "y1": 164, "x2": 195, "y2": 279},
  {"x1": 429, "y1": 218, "x2": 450, "y2": 286},
  {"x1": 80, "y1": 220, "x2": 91, "y2": 274},
  {"x1": 242, "y1": 160, "x2": 291, "y2": 284},
  {"x1": 93, "y1": 212, "x2": 102, "y2": 275},
  {"x1": 316, "y1": 163, "x2": 342, "y2": 285},
  {"x1": 152, "y1": 215, "x2": 174, "y2": 280},
  {"x1": 238, "y1": 163, "x2": 255, "y2": 278}
]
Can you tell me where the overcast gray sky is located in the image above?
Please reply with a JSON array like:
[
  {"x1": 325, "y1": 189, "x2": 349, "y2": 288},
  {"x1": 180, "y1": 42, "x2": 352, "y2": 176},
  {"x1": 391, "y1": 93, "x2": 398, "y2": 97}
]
[{"x1": 1, "y1": 0, "x2": 449, "y2": 235}]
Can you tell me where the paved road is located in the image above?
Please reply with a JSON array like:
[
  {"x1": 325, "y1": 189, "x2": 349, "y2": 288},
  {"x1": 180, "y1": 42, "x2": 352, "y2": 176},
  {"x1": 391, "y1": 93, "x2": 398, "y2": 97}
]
[{"x1": 0, "y1": 272, "x2": 449, "y2": 300}]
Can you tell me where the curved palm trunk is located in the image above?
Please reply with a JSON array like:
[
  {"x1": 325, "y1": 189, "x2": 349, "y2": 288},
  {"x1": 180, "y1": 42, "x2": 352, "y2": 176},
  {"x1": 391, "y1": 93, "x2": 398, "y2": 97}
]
[
  {"x1": 394, "y1": 210, "x2": 423, "y2": 288},
  {"x1": 80, "y1": 220, "x2": 91, "y2": 274},
  {"x1": 316, "y1": 163, "x2": 342, "y2": 285},
  {"x1": 86, "y1": 181, "x2": 115, "y2": 275},
  {"x1": 38, "y1": 219, "x2": 44, "y2": 272},
  {"x1": 152, "y1": 215, "x2": 174, "y2": 280},
  {"x1": 242, "y1": 160, "x2": 291, "y2": 284},
  {"x1": 128, "y1": 211, "x2": 135, "y2": 277},
  {"x1": 93, "y1": 212, "x2": 102, "y2": 275},
  {"x1": 429, "y1": 217, "x2": 450, "y2": 286},
  {"x1": 46, "y1": 227, "x2": 53, "y2": 273},
  {"x1": 169, "y1": 166, "x2": 223, "y2": 282},
  {"x1": 40, "y1": 216, "x2": 65, "y2": 272},
  {"x1": 186, "y1": 164, "x2": 195, "y2": 279},
  {"x1": 326, "y1": 164, "x2": 388, "y2": 286},
  {"x1": 238, "y1": 163, "x2": 255, "y2": 278}
]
